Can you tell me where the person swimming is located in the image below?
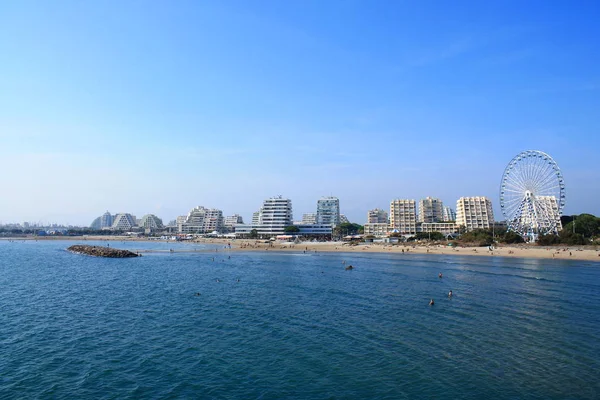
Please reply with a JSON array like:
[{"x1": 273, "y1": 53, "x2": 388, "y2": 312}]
[
  {"x1": 448, "y1": 290, "x2": 453, "y2": 297},
  {"x1": 438, "y1": 273, "x2": 443, "y2": 278},
  {"x1": 429, "y1": 299, "x2": 435, "y2": 306}
]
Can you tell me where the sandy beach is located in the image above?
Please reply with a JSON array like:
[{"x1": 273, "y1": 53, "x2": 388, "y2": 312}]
[
  {"x1": 4, "y1": 236, "x2": 600, "y2": 262},
  {"x1": 223, "y1": 240, "x2": 600, "y2": 262}
]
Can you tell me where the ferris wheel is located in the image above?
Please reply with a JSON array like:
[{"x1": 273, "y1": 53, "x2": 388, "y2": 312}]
[{"x1": 500, "y1": 150, "x2": 566, "y2": 240}]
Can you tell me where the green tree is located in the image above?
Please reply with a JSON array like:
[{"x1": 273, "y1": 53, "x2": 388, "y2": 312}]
[
  {"x1": 459, "y1": 228, "x2": 494, "y2": 246},
  {"x1": 334, "y1": 222, "x2": 364, "y2": 236},
  {"x1": 500, "y1": 231, "x2": 525, "y2": 244},
  {"x1": 564, "y1": 214, "x2": 600, "y2": 239},
  {"x1": 558, "y1": 229, "x2": 587, "y2": 245},
  {"x1": 414, "y1": 231, "x2": 444, "y2": 241},
  {"x1": 537, "y1": 234, "x2": 561, "y2": 246},
  {"x1": 284, "y1": 225, "x2": 300, "y2": 233},
  {"x1": 249, "y1": 229, "x2": 258, "y2": 239}
]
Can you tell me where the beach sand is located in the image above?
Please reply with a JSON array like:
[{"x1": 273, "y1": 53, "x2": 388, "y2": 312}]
[
  {"x1": 223, "y1": 240, "x2": 600, "y2": 262},
  {"x1": 5, "y1": 236, "x2": 600, "y2": 262}
]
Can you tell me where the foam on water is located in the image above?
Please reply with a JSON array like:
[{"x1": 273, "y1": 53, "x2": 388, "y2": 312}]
[{"x1": 1, "y1": 240, "x2": 600, "y2": 399}]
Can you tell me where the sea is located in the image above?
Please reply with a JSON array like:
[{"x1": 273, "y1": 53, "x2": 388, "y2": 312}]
[{"x1": 1, "y1": 239, "x2": 599, "y2": 399}]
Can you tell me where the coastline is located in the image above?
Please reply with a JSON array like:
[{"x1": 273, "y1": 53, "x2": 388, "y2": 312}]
[
  {"x1": 224, "y1": 240, "x2": 600, "y2": 262},
  {"x1": 3, "y1": 236, "x2": 599, "y2": 262}
]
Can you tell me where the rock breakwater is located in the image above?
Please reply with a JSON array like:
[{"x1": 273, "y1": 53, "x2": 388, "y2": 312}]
[{"x1": 67, "y1": 245, "x2": 139, "y2": 258}]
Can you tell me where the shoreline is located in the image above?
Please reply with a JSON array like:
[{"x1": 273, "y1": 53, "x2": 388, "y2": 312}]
[
  {"x1": 3, "y1": 236, "x2": 599, "y2": 262},
  {"x1": 225, "y1": 240, "x2": 600, "y2": 262}
]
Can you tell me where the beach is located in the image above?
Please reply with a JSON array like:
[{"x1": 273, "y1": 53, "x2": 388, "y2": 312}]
[
  {"x1": 4, "y1": 235, "x2": 599, "y2": 262},
  {"x1": 224, "y1": 239, "x2": 600, "y2": 262}
]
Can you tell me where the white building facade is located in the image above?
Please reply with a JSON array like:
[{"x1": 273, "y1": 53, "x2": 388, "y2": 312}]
[
  {"x1": 301, "y1": 213, "x2": 317, "y2": 224},
  {"x1": 456, "y1": 197, "x2": 494, "y2": 231},
  {"x1": 367, "y1": 208, "x2": 388, "y2": 224},
  {"x1": 418, "y1": 197, "x2": 444, "y2": 223},
  {"x1": 316, "y1": 197, "x2": 340, "y2": 227},
  {"x1": 390, "y1": 199, "x2": 417, "y2": 235},
  {"x1": 139, "y1": 214, "x2": 163, "y2": 230},
  {"x1": 178, "y1": 206, "x2": 224, "y2": 234},
  {"x1": 111, "y1": 213, "x2": 137, "y2": 231},
  {"x1": 364, "y1": 223, "x2": 389, "y2": 237},
  {"x1": 443, "y1": 206, "x2": 456, "y2": 222}
]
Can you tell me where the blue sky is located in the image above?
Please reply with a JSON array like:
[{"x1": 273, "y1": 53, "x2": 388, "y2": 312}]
[{"x1": 0, "y1": 0, "x2": 599, "y2": 225}]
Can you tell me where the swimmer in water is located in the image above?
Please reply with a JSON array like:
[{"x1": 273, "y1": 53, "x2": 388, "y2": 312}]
[
  {"x1": 448, "y1": 290, "x2": 453, "y2": 297},
  {"x1": 429, "y1": 299, "x2": 435, "y2": 306},
  {"x1": 438, "y1": 273, "x2": 443, "y2": 278}
]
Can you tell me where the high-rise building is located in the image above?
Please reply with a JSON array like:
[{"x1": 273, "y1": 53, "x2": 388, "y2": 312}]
[
  {"x1": 418, "y1": 197, "x2": 444, "y2": 223},
  {"x1": 234, "y1": 197, "x2": 294, "y2": 237},
  {"x1": 139, "y1": 214, "x2": 163, "y2": 230},
  {"x1": 100, "y1": 211, "x2": 113, "y2": 229},
  {"x1": 443, "y1": 206, "x2": 456, "y2": 222},
  {"x1": 251, "y1": 211, "x2": 261, "y2": 225},
  {"x1": 111, "y1": 213, "x2": 137, "y2": 231},
  {"x1": 224, "y1": 214, "x2": 244, "y2": 227},
  {"x1": 389, "y1": 199, "x2": 417, "y2": 234},
  {"x1": 258, "y1": 196, "x2": 293, "y2": 235},
  {"x1": 456, "y1": 197, "x2": 494, "y2": 231},
  {"x1": 301, "y1": 213, "x2": 317, "y2": 224},
  {"x1": 367, "y1": 208, "x2": 388, "y2": 224},
  {"x1": 90, "y1": 211, "x2": 115, "y2": 230},
  {"x1": 178, "y1": 206, "x2": 224, "y2": 234},
  {"x1": 316, "y1": 197, "x2": 340, "y2": 227}
]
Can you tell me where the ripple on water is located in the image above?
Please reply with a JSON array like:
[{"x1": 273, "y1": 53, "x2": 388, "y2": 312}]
[{"x1": 1, "y1": 240, "x2": 600, "y2": 399}]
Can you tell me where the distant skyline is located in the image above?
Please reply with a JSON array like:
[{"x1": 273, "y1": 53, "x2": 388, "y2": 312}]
[{"x1": 1, "y1": 1, "x2": 599, "y2": 225}]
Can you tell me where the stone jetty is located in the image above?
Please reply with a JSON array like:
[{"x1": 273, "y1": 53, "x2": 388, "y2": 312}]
[{"x1": 67, "y1": 245, "x2": 139, "y2": 258}]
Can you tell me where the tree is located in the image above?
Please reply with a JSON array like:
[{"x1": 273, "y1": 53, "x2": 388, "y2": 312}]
[
  {"x1": 564, "y1": 214, "x2": 600, "y2": 239},
  {"x1": 500, "y1": 231, "x2": 525, "y2": 244},
  {"x1": 459, "y1": 229, "x2": 493, "y2": 245},
  {"x1": 537, "y1": 234, "x2": 561, "y2": 246},
  {"x1": 284, "y1": 225, "x2": 300, "y2": 233},
  {"x1": 558, "y1": 229, "x2": 587, "y2": 245},
  {"x1": 414, "y1": 231, "x2": 444, "y2": 241},
  {"x1": 249, "y1": 229, "x2": 258, "y2": 239},
  {"x1": 334, "y1": 222, "x2": 364, "y2": 237}
]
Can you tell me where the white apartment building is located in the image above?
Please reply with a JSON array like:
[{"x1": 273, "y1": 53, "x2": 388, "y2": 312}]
[
  {"x1": 456, "y1": 197, "x2": 494, "y2": 231},
  {"x1": 367, "y1": 208, "x2": 388, "y2": 224},
  {"x1": 419, "y1": 197, "x2": 444, "y2": 223},
  {"x1": 178, "y1": 206, "x2": 224, "y2": 234},
  {"x1": 251, "y1": 211, "x2": 261, "y2": 225},
  {"x1": 364, "y1": 223, "x2": 389, "y2": 237},
  {"x1": 139, "y1": 214, "x2": 163, "y2": 230},
  {"x1": 301, "y1": 213, "x2": 317, "y2": 224},
  {"x1": 224, "y1": 215, "x2": 244, "y2": 227},
  {"x1": 254, "y1": 196, "x2": 293, "y2": 236},
  {"x1": 316, "y1": 197, "x2": 340, "y2": 226},
  {"x1": 419, "y1": 222, "x2": 458, "y2": 236},
  {"x1": 111, "y1": 213, "x2": 137, "y2": 231},
  {"x1": 235, "y1": 196, "x2": 293, "y2": 237},
  {"x1": 100, "y1": 211, "x2": 113, "y2": 229},
  {"x1": 443, "y1": 206, "x2": 456, "y2": 222},
  {"x1": 389, "y1": 199, "x2": 417, "y2": 235}
]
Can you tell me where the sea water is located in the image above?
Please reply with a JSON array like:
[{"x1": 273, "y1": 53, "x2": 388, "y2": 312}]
[{"x1": 1, "y1": 240, "x2": 599, "y2": 399}]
